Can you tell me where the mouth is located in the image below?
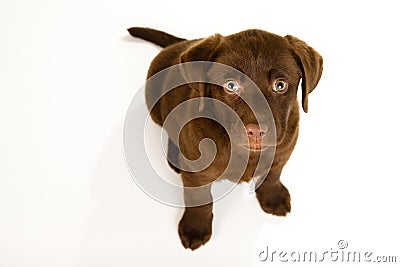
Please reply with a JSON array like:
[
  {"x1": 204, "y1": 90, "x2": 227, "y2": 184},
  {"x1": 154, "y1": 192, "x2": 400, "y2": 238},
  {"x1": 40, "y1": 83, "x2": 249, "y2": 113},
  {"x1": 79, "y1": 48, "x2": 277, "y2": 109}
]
[{"x1": 240, "y1": 144, "x2": 269, "y2": 152}]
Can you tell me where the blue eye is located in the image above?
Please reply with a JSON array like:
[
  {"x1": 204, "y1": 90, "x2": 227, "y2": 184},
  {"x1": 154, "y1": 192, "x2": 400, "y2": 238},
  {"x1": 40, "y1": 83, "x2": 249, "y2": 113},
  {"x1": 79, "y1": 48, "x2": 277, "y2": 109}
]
[{"x1": 223, "y1": 79, "x2": 240, "y2": 93}]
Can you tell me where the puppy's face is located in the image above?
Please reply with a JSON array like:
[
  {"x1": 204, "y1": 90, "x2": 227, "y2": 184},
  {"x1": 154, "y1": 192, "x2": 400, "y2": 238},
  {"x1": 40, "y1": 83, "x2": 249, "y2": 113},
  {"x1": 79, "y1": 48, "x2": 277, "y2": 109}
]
[
  {"x1": 208, "y1": 31, "x2": 301, "y2": 150},
  {"x1": 180, "y1": 30, "x2": 323, "y2": 152}
]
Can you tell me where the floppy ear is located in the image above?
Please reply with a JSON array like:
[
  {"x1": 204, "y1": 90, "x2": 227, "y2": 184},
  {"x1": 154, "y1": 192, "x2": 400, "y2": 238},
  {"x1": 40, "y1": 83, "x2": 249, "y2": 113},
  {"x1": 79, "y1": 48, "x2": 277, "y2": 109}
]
[
  {"x1": 179, "y1": 34, "x2": 223, "y2": 111},
  {"x1": 285, "y1": 35, "x2": 323, "y2": 113}
]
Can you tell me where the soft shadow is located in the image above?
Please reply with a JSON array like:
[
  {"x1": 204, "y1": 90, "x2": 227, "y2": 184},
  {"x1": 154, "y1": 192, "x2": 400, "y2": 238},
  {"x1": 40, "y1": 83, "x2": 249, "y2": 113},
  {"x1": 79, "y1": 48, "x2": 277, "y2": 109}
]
[{"x1": 121, "y1": 34, "x2": 161, "y2": 49}]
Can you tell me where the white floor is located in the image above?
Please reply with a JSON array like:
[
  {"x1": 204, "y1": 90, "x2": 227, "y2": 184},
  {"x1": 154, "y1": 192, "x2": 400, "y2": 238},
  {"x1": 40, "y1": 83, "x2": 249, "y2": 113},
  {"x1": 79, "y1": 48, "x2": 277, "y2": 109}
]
[{"x1": 1, "y1": 1, "x2": 399, "y2": 266}]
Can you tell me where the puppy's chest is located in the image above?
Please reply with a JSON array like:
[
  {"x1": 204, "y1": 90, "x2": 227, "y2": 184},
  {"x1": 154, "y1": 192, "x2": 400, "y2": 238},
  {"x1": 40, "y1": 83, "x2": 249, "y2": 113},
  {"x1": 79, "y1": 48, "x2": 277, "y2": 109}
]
[{"x1": 208, "y1": 150, "x2": 267, "y2": 183}]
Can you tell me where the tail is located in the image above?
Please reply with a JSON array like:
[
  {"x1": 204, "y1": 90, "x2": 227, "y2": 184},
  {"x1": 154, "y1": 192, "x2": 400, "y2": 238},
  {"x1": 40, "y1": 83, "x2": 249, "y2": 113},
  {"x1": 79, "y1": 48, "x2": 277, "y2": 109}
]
[{"x1": 127, "y1": 27, "x2": 186, "y2": 48}]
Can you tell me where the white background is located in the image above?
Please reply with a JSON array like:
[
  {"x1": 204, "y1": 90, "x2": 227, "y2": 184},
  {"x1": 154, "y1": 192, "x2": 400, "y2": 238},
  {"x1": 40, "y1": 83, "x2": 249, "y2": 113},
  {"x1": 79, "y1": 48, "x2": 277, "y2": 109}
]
[{"x1": 1, "y1": 0, "x2": 399, "y2": 266}]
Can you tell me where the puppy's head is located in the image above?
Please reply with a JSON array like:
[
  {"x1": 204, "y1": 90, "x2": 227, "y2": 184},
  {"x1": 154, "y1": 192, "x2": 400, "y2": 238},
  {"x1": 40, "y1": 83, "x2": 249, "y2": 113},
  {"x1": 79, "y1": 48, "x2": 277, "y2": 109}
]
[{"x1": 179, "y1": 30, "x2": 323, "y2": 151}]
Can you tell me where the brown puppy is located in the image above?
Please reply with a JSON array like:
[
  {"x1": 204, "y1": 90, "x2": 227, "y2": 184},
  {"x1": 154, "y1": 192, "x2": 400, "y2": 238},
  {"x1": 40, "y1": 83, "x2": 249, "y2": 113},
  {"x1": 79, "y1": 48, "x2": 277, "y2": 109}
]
[{"x1": 128, "y1": 27, "x2": 323, "y2": 250}]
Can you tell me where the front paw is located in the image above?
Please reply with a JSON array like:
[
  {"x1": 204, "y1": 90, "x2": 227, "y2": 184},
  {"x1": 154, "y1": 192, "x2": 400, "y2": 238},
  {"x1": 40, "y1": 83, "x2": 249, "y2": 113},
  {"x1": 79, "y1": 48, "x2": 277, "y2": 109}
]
[
  {"x1": 178, "y1": 212, "x2": 213, "y2": 250},
  {"x1": 256, "y1": 183, "x2": 291, "y2": 216}
]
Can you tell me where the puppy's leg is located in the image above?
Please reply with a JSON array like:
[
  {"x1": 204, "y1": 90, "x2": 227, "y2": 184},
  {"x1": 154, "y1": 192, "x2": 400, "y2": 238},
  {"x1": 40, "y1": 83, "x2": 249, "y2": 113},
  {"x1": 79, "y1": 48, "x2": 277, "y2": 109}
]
[
  {"x1": 167, "y1": 138, "x2": 181, "y2": 173},
  {"x1": 256, "y1": 166, "x2": 291, "y2": 216},
  {"x1": 178, "y1": 175, "x2": 213, "y2": 250}
]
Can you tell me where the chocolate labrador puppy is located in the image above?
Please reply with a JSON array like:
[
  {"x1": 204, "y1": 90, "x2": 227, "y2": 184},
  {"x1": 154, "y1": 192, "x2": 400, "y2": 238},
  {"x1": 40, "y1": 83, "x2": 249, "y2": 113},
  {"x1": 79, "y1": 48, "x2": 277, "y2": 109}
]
[{"x1": 128, "y1": 27, "x2": 323, "y2": 250}]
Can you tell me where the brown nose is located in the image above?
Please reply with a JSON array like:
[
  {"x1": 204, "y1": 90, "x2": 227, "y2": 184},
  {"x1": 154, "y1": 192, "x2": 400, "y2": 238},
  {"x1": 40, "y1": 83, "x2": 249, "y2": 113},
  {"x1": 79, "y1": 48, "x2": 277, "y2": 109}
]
[{"x1": 245, "y1": 124, "x2": 268, "y2": 141}]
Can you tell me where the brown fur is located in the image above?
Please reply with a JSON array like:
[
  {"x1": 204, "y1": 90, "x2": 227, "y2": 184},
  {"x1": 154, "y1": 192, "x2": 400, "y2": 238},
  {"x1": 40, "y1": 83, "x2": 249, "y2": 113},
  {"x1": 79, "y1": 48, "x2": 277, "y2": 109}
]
[{"x1": 128, "y1": 27, "x2": 323, "y2": 250}]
